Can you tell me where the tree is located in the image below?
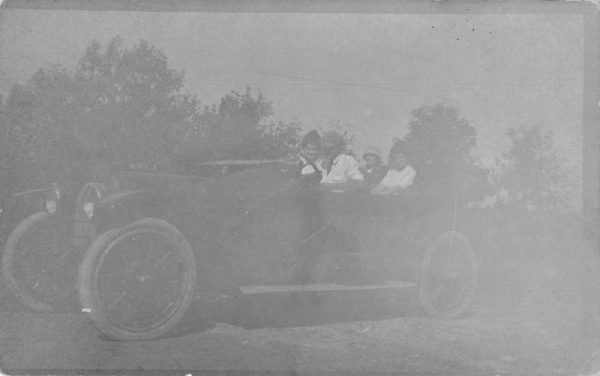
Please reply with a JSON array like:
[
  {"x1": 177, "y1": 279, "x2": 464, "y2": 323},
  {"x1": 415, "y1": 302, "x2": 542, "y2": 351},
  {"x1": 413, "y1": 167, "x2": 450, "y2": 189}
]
[
  {"x1": 494, "y1": 125, "x2": 572, "y2": 212},
  {"x1": 402, "y1": 104, "x2": 489, "y2": 201},
  {"x1": 319, "y1": 120, "x2": 356, "y2": 156},
  {"x1": 3, "y1": 37, "x2": 303, "y2": 190},
  {"x1": 178, "y1": 87, "x2": 302, "y2": 162},
  {"x1": 259, "y1": 119, "x2": 303, "y2": 160},
  {"x1": 4, "y1": 36, "x2": 198, "y2": 190}
]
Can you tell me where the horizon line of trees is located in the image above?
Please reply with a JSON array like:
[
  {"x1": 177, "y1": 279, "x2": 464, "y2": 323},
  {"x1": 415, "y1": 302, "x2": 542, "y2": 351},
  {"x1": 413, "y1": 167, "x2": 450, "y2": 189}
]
[{"x1": 0, "y1": 36, "x2": 579, "y2": 213}]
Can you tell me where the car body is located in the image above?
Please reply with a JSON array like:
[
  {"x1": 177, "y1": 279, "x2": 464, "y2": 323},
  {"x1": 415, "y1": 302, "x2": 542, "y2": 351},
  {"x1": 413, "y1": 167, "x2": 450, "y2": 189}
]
[
  {"x1": 2, "y1": 181, "x2": 104, "y2": 312},
  {"x1": 76, "y1": 160, "x2": 480, "y2": 340},
  {"x1": 93, "y1": 164, "x2": 422, "y2": 285}
]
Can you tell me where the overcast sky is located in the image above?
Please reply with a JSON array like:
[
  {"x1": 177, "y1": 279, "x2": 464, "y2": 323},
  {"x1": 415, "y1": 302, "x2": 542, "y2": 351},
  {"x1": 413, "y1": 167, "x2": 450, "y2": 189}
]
[{"x1": 0, "y1": 9, "x2": 584, "y2": 170}]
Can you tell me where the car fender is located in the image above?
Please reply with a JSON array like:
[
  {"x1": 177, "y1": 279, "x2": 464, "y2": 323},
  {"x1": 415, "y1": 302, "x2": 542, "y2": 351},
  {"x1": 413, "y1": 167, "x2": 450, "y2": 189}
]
[
  {"x1": 91, "y1": 190, "x2": 153, "y2": 230},
  {"x1": 96, "y1": 189, "x2": 144, "y2": 210},
  {"x1": 417, "y1": 208, "x2": 493, "y2": 269}
]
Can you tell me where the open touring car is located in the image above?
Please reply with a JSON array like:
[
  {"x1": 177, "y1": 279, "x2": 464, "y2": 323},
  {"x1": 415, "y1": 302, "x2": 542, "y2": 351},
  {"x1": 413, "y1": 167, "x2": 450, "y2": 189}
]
[{"x1": 3, "y1": 160, "x2": 481, "y2": 341}]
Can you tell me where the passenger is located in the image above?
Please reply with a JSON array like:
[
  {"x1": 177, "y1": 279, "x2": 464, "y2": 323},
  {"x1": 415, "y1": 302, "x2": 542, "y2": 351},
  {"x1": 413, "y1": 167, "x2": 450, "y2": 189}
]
[
  {"x1": 370, "y1": 140, "x2": 417, "y2": 195},
  {"x1": 297, "y1": 130, "x2": 323, "y2": 185},
  {"x1": 293, "y1": 130, "x2": 326, "y2": 284},
  {"x1": 319, "y1": 131, "x2": 363, "y2": 185},
  {"x1": 359, "y1": 145, "x2": 388, "y2": 190}
]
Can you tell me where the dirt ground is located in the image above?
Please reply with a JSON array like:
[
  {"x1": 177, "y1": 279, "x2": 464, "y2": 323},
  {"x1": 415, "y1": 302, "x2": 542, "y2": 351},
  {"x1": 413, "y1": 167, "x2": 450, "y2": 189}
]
[{"x1": 0, "y1": 218, "x2": 599, "y2": 375}]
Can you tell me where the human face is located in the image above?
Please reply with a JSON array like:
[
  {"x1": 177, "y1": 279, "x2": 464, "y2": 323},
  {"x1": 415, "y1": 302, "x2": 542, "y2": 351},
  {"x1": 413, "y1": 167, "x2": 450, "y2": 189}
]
[
  {"x1": 363, "y1": 153, "x2": 379, "y2": 168},
  {"x1": 389, "y1": 151, "x2": 408, "y2": 171},
  {"x1": 322, "y1": 143, "x2": 340, "y2": 159},
  {"x1": 302, "y1": 142, "x2": 319, "y2": 162}
]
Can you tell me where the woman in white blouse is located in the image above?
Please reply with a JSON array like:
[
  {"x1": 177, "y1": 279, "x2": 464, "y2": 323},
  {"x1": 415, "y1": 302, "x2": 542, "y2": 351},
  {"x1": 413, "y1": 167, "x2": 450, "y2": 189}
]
[
  {"x1": 319, "y1": 131, "x2": 363, "y2": 185},
  {"x1": 370, "y1": 140, "x2": 416, "y2": 195}
]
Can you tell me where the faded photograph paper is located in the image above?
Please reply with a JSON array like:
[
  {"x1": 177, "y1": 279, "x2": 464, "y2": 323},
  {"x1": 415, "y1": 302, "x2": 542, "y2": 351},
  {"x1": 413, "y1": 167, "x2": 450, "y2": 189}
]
[{"x1": 0, "y1": 1, "x2": 598, "y2": 375}]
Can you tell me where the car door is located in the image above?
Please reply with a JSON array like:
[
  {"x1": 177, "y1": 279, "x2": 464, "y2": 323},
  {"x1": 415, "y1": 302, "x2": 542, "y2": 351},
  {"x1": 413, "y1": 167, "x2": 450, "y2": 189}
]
[
  {"x1": 208, "y1": 164, "x2": 307, "y2": 285},
  {"x1": 320, "y1": 188, "x2": 413, "y2": 254}
]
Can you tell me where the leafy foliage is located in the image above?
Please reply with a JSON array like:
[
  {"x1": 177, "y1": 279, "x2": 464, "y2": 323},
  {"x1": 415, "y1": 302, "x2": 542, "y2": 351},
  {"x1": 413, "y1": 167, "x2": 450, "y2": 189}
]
[
  {"x1": 493, "y1": 126, "x2": 572, "y2": 212},
  {"x1": 179, "y1": 87, "x2": 302, "y2": 162},
  {"x1": 1, "y1": 37, "x2": 301, "y2": 192},
  {"x1": 318, "y1": 121, "x2": 356, "y2": 156},
  {"x1": 3, "y1": 37, "x2": 194, "y2": 189},
  {"x1": 402, "y1": 104, "x2": 490, "y2": 202},
  {"x1": 0, "y1": 36, "x2": 578, "y2": 219}
]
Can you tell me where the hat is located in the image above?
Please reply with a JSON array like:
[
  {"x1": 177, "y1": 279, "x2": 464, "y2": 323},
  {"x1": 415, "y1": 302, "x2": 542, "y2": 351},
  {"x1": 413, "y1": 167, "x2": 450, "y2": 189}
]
[
  {"x1": 362, "y1": 145, "x2": 382, "y2": 159},
  {"x1": 321, "y1": 131, "x2": 344, "y2": 148},
  {"x1": 389, "y1": 139, "x2": 410, "y2": 158},
  {"x1": 300, "y1": 130, "x2": 321, "y2": 148}
]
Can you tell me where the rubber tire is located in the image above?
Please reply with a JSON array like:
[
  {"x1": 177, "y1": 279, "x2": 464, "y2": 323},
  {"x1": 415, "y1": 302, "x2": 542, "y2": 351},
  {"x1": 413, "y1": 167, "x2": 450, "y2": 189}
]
[
  {"x1": 78, "y1": 218, "x2": 197, "y2": 341},
  {"x1": 418, "y1": 230, "x2": 478, "y2": 319},
  {"x1": 3, "y1": 211, "x2": 64, "y2": 312}
]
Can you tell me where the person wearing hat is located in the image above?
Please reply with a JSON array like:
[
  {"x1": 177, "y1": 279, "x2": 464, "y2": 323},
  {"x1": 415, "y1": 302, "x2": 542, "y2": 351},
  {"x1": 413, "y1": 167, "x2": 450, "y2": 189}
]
[
  {"x1": 297, "y1": 129, "x2": 323, "y2": 185},
  {"x1": 319, "y1": 131, "x2": 363, "y2": 185},
  {"x1": 292, "y1": 130, "x2": 326, "y2": 284},
  {"x1": 359, "y1": 145, "x2": 388, "y2": 190},
  {"x1": 371, "y1": 139, "x2": 417, "y2": 195}
]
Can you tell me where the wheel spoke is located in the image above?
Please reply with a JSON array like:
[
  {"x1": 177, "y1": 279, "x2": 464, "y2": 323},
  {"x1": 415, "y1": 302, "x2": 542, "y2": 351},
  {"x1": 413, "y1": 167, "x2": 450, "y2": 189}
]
[
  {"x1": 97, "y1": 229, "x2": 190, "y2": 332},
  {"x1": 148, "y1": 250, "x2": 174, "y2": 270},
  {"x1": 140, "y1": 239, "x2": 163, "y2": 267},
  {"x1": 4, "y1": 213, "x2": 80, "y2": 310},
  {"x1": 420, "y1": 232, "x2": 477, "y2": 318},
  {"x1": 431, "y1": 284, "x2": 444, "y2": 302},
  {"x1": 27, "y1": 268, "x2": 48, "y2": 285},
  {"x1": 107, "y1": 291, "x2": 128, "y2": 311},
  {"x1": 438, "y1": 280, "x2": 462, "y2": 308},
  {"x1": 60, "y1": 246, "x2": 78, "y2": 260}
]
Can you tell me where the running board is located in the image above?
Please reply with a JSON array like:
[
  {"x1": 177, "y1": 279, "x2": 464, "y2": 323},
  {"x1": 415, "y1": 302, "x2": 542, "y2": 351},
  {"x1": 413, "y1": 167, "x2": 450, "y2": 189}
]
[{"x1": 239, "y1": 281, "x2": 417, "y2": 295}]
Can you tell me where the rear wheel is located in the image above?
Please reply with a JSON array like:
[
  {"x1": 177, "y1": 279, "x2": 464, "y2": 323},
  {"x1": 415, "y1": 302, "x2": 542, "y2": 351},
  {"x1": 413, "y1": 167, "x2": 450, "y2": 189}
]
[
  {"x1": 418, "y1": 231, "x2": 478, "y2": 319},
  {"x1": 2, "y1": 212, "x2": 78, "y2": 312},
  {"x1": 78, "y1": 218, "x2": 196, "y2": 341}
]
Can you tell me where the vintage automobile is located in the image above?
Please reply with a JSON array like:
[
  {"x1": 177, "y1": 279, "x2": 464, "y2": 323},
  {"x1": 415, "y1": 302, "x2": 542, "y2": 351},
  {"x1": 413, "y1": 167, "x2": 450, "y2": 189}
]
[
  {"x1": 1, "y1": 180, "x2": 115, "y2": 312},
  {"x1": 74, "y1": 160, "x2": 480, "y2": 341},
  {"x1": 0, "y1": 184, "x2": 60, "y2": 245}
]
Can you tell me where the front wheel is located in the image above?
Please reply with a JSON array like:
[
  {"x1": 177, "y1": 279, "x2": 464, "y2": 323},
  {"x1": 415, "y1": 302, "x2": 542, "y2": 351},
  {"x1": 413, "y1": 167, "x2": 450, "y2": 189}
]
[
  {"x1": 418, "y1": 231, "x2": 478, "y2": 319},
  {"x1": 2, "y1": 211, "x2": 78, "y2": 312},
  {"x1": 78, "y1": 218, "x2": 196, "y2": 341}
]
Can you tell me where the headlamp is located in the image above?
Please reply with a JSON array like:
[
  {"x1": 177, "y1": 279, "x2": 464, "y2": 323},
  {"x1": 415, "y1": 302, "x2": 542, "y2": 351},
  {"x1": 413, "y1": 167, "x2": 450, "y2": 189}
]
[
  {"x1": 79, "y1": 183, "x2": 103, "y2": 220},
  {"x1": 45, "y1": 199, "x2": 58, "y2": 214},
  {"x1": 83, "y1": 201, "x2": 94, "y2": 219},
  {"x1": 44, "y1": 183, "x2": 60, "y2": 214}
]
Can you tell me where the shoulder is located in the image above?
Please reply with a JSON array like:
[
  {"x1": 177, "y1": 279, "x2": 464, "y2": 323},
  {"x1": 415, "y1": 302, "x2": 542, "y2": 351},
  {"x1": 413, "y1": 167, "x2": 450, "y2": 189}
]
[
  {"x1": 384, "y1": 169, "x2": 399, "y2": 178},
  {"x1": 406, "y1": 165, "x2": 417, "y2": 176},
  {"x1": 315, "y1": 158, "x2": 327, "y2": 171},
  {"x1": 376, "y1": 164, "x2": 389, "y2": 174},
  {"x1": 301, "y1": 164, "x2": 316, "y2": 175},
  {"x1": 339, "y1": 154, "x2": 359, "y2": 164}
]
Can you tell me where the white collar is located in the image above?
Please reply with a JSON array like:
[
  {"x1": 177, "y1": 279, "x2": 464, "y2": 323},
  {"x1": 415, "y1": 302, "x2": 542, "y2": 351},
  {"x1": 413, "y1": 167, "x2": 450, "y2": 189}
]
[
  {"x1": 331, "y1": 153, "x2": 345, "y2": 165},
  {"x1": 390, "y1": 165, "x2": 409, "y2": 173}
]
